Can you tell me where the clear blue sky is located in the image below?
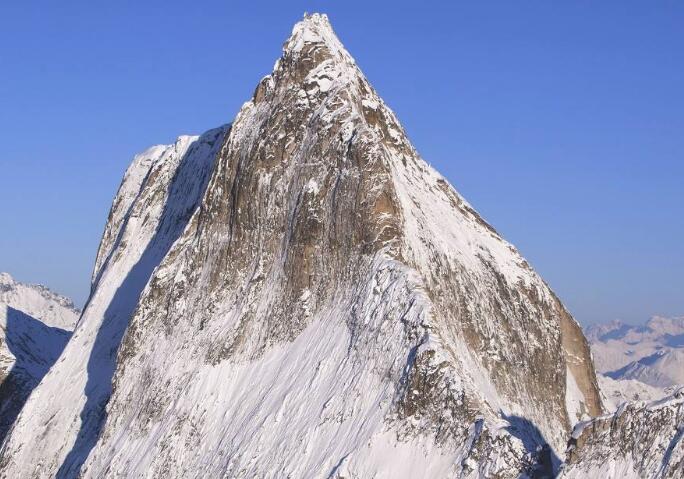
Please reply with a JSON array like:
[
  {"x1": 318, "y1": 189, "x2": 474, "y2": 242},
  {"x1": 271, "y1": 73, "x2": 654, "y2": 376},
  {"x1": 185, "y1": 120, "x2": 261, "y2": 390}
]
[{"x1": 1, "y1": 1, "x2": 682, "y2": 325}]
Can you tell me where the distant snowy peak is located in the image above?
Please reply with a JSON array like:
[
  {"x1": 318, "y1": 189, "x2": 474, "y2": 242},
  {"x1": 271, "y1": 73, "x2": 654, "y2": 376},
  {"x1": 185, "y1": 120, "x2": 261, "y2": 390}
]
[
  {"x1": 0, "y1": 272, "x2": 79, "y2": 330},
  {"x1": 560, "y1": 387, "x2": 684, "y2": 478},
  {"x1": 606, "y1": 349, "x2": 684, "y2": 388},
  {"x1": 586, "y1": 316, "x2": 684, "y2": 345},
  {"x1": 584, "y1": 319, "x2": 632, "y2": 343}
]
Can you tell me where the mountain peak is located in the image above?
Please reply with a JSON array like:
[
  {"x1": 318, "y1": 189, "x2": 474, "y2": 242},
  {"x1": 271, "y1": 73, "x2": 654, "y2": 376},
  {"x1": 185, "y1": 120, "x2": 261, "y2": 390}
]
[
  {"x1": 256, "y1": 12, "x2": 360, "y2": 105},
  {"x1": 286, "y1": 13, "x2": 341, "y2": 55},
  {"x1": 0, "y1": 272, "x2": 14, "y2": 285}
]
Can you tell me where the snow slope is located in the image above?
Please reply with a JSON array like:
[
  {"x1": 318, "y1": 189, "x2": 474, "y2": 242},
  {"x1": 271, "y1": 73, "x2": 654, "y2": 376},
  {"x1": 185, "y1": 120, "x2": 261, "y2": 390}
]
[{"x1": 0, "y1": 14, "x2": 601, "y2": 479}]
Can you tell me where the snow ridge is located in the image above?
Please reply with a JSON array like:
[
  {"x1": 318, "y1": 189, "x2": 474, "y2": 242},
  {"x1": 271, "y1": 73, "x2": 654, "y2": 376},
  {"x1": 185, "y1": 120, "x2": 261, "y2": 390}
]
[{"x1": 0, "y1": 127, "x2": 227, "y2": 477}]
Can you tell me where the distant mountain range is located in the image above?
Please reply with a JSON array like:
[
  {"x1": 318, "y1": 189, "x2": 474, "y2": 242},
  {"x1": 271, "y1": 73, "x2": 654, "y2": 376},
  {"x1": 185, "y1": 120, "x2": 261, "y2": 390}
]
[{"x1": 585, "y1": 316, "x2": 684, "y2": 409}]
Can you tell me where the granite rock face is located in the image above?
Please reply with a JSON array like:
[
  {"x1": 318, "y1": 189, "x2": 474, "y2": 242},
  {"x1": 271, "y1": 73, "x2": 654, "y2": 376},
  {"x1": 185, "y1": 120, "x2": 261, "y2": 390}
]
[{"x1": 0, "y1": 14, "x2": 602, "y2": 478}]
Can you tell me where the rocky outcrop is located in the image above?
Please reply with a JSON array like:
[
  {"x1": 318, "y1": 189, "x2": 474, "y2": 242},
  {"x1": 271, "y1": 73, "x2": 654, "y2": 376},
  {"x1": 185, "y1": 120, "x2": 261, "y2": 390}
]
[
  {"x1": 0, "y1": 14, "x2": 601, "y2": 478},
  {"x1": 561, "y1": 387, "x2": 684, "y2": 478}
]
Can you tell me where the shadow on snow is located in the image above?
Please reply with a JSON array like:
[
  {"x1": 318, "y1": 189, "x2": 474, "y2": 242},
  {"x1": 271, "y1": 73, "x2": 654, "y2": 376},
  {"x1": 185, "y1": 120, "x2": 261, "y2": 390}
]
[{"x1": 501, "y1": 412, "x2": 561, "y2": 478}]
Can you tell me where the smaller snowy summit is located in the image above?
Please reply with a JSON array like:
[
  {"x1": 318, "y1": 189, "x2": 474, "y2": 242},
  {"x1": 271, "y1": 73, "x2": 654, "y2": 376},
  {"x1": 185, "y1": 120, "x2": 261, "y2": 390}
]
[
  {"x1": 0, "y1": 272, "x2": 79, "y2": 441},
  {"x1": 0, "y1": 272, "x2": 79, "y2": 330}
]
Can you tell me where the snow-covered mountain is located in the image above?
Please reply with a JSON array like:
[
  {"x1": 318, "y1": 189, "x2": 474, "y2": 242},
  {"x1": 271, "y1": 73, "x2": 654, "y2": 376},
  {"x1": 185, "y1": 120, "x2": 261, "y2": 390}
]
[
  {"x1": 560, "y1": 387, "x2": 684, "y2": 478},
  {"x1": 606, "y1": 349, "x2": 684, "y2": 388},
  {"x1": 0, "y1": 127, "x2": 227, "y2": 478},
  {"x1": 0, "y1": 272, "x2": 79, "y2": 442},
  {"x1": 0, "y1": 14, "x2": 604, "y2": 478}
]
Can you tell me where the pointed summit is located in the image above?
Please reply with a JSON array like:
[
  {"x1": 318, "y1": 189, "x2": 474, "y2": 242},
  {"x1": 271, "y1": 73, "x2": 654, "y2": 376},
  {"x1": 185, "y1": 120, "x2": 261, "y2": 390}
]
[
  {"x1": 251, "y1": 12, "x2": 364, "y2": 111},
  {"x1": 285, "y1": 13, "x2": 342, "y2": 54}
]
